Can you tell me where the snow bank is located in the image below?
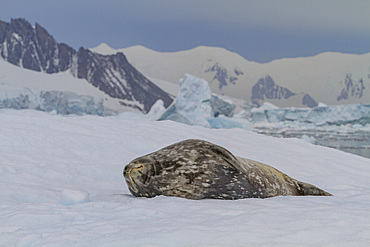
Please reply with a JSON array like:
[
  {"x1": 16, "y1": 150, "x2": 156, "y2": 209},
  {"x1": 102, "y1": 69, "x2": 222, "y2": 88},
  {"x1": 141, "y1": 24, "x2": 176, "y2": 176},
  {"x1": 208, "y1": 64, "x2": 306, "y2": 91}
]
[{"x1": 0, "y1": 109, "x2": 369, "y2": 246}]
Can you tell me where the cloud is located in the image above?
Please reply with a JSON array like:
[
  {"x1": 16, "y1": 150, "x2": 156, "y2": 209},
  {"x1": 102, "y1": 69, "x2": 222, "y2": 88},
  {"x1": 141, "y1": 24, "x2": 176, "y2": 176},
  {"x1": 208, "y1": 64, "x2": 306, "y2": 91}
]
[
  {"x1": 1, "y1": 0, "x2": 368, "y2": 62},
  {"x1": 240, "y1": 0, "x2": 370, "y2": 34},
  {"x1": 120, "y1": 0, "x2": 370, "y2": 35}
]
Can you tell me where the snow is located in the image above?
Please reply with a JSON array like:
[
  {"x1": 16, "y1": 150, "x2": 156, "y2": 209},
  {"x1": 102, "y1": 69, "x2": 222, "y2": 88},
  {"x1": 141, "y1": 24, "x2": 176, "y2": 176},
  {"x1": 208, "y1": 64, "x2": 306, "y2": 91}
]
[
  {"x1": 148, "y1": 77, "x2": 179, "y2": 96},
  {"x1": 90, "y1": 43, "x2": 118, "y2": 55},
  {"x1": 1, "y1": 109, "x2": 369, "y2": 246},
  {"x1": 60, "y1": 189, "x2": 90, "y2": 206}
]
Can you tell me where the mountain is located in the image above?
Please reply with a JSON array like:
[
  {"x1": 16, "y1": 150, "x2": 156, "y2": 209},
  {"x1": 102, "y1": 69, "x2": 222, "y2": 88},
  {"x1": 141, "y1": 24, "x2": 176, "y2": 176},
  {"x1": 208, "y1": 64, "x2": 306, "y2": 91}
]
[
  {"x1": 251, "y1": 75, "x2": 318, "y2": 108},
  {"x1": 91, "y1": 43, "x2": 370, "y2": 107},
  {"x1": 0, "y1": 18, "x2": 173, "y2": 113},
  {"x1": 0, "y1": 57, "x2": 137, "y2": 115}
]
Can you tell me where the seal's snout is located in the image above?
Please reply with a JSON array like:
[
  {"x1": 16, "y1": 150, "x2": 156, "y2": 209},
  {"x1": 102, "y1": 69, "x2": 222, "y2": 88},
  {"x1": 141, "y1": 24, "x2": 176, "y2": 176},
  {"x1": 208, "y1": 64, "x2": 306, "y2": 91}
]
[
  {"x1": 124, "y1": 162, "x2": 148, "y2": 194},
  {"x1": 123, "y1": 163, "x2": 138, "y2": 193},
  {"x1": 129, "y1": 165, "x2": 143, "y2": 182}
]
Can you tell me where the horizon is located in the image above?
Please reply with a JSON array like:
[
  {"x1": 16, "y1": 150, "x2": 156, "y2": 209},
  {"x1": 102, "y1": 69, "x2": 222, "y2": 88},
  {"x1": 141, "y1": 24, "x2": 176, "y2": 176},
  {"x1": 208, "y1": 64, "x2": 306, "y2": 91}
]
[{"x1": 1, "y1": 0, "x2": 370, "y2": 63}]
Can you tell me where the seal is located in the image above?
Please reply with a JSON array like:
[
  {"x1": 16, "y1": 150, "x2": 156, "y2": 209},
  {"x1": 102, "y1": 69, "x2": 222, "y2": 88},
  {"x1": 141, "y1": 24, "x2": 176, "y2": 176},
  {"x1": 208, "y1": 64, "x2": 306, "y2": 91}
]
[{"x1": 123, "y1": 139, "x2": 332, "y2": 200}]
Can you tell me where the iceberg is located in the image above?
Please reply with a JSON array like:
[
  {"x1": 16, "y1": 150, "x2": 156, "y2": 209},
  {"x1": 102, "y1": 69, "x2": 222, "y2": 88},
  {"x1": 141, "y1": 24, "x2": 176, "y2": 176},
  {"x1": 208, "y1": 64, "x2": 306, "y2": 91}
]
[
  {"x1": 36, "y1": 91, "x2": 105, "y2": 116},
  {"x1": 158, "y1": 74, "x2": 238, "y2": 128},
  {"x1": 250, "y1": 102, "x2": 370, "y2": 127},
  {"x1": 117, "y1": 99, "x2": 167, "y2": 121},
  {"x1": 0, "y1": 85, "x2": 109, "y2": 116},
  {"x1": 156, "y1": 74, "x2": 369, "y2": 132},
  {"x1": 210, "y1": 94, "x2": 236, "y2": 117}
]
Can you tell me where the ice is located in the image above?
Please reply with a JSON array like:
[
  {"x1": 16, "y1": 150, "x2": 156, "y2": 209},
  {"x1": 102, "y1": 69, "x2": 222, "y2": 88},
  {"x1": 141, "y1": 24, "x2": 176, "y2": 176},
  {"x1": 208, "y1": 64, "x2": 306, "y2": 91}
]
[
  {"x1": 0, "y1": 59, "x2": 137, "y2": 115},
  {"x1": 210, "y1": 94, "x2": 236, "y2": 117},
  {"x1": 146, "y1": 99, "x2": 166, "y2": 120},
  {"x1": 2, "y1": 65, "x2": 368, "y2": 131},
  {"x1": 159, "y1": 73, "x2": 213, "y2": 127},
  {"x1": 301, "y1": 134, "x2": 317, "y2": 144},
  {"x1": 116, "y1": 99, "x2": 166, "y2": 121},
  {"x1": 155, "y1": 74, "x2": 369, "y2": 135},
  {"x1": 0, "y1": 86, "x2": 109, "y2": 116},
  {"x1": 158, "y1": 74, "x2": 237, "y2": 127},
  {"x1": 206, "y1": 115, "x2": 252, "y2": 130},
  {"x1": 37, "y1": 91, "x2": 106, "y2": 116},
  {"x1": 60, "y1": 189, "x2": 90, "y2": 206},
  {"x1": 250, "y1": 103, "x2": 370, "y2": 126},
  {"x1": 0, "y1": 109, "x2": 369, "y2": 246}
]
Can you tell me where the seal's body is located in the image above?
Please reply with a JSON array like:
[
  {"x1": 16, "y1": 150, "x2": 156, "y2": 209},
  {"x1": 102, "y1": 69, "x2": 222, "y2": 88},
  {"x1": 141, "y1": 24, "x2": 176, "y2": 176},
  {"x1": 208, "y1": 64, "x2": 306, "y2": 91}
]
[{"x1": 123, "y1": 139, "x2": 332, "y2": 200}]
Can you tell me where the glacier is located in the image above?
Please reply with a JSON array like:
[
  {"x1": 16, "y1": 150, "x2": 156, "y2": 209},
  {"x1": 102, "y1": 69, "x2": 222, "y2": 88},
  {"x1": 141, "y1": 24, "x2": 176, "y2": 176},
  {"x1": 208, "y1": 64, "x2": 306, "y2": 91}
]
[{"x1": 0, "y1": 84, "x2": 109, "y2": 116}]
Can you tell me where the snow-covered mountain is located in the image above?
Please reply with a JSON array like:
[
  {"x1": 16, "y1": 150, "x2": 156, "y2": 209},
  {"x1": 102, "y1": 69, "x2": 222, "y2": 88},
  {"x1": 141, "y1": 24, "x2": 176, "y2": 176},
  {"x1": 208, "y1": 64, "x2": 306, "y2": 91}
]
[
  {"x1": 0, "y1": 18, "x2": 173, "y2": 113},
  {"x1": 91, "y1": 43, "x2": 370, "y2": 107}
]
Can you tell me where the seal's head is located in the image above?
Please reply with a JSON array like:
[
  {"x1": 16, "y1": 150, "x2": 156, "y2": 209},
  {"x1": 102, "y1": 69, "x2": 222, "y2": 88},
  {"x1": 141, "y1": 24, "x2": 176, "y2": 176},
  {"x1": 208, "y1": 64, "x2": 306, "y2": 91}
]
[{"x1": 123, "y1": 157, "x2": 157, "y2": 197}]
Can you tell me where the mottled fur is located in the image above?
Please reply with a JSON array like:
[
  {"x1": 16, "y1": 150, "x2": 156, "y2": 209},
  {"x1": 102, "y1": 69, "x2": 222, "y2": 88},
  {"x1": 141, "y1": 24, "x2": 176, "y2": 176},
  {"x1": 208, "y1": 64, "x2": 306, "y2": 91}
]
[{"x1": 123, "y1": 139, "x2": 332, "y2": 200}]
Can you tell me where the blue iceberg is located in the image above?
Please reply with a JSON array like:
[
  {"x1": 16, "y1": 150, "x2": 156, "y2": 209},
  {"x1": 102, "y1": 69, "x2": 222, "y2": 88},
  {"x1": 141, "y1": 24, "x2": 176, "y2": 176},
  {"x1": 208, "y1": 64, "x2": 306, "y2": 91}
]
[{"x1": 158, "y1": 74, "x2": 243, "y2": 128}]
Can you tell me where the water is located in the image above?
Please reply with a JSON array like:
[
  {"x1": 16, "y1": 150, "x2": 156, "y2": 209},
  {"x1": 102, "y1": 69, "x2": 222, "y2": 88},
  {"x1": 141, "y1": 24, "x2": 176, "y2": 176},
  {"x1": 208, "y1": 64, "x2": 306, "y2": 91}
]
[{"x1": 254, "y1": 127, "x2": 370, "y2": 159}]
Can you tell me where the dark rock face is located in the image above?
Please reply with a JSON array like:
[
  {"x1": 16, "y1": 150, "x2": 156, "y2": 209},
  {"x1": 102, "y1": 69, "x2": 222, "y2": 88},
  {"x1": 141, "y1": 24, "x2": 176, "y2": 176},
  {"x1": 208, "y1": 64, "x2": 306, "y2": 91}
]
[
  {"x1": 0, "y1": 18, "x2": 173, "y2": 113},
  {"x1": 205, "y1": 63, "x2": 241, "y2": 89},
  {"x1": 76, "y1": 48, "x2": 173, "y2": 112},
  {"x1": 251, "y1": 75, "x2": 318, "y2": 108},
  {"x1": 0, "y1": 18, "x2": 72, "y2": 72},
  {"x1": 337, "y1": 74, "x2": 365, "y2": 101},
  {"x1": 251, "y1": 75, "x2": 296, "y2": 105},
  {"x1": 302, "y1": 93, "x2": 318, "y2": 108}
]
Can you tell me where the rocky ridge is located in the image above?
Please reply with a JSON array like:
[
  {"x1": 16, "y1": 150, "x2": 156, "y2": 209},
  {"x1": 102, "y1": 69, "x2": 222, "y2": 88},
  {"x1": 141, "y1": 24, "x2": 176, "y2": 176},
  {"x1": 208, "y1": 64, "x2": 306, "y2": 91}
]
[{"x1": 0, "y1": 18, "x2": 173, "y2": 113}]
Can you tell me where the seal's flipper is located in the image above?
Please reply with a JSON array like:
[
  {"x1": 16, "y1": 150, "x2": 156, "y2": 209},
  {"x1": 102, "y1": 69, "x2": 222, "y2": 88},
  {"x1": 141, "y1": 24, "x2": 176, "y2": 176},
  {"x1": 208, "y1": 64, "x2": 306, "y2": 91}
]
[{"x1": 298, "y1": 181, "x2": 332, "y2": 196}]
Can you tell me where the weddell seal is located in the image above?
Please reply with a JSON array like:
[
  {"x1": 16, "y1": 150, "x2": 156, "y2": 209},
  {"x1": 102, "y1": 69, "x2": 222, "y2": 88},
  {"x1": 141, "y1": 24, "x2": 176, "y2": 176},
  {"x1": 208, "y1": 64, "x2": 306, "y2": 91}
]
[{"x1": 123, "y1": 139, "x2": 332, "y2": 200}]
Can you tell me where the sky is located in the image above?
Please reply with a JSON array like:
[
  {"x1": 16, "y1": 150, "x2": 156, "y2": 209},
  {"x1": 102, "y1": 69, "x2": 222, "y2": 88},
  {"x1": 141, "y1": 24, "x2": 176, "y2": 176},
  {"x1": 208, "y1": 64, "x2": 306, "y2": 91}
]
[{"x1": 1, "y1": 0, "x2": 370, "y2": 63}]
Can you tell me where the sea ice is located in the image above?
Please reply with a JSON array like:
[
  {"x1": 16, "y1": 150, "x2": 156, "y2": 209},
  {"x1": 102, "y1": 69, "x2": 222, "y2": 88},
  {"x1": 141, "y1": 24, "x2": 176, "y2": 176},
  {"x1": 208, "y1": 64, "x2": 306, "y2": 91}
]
[
  {"x1": 0, "y1": 109, "x2": 369, "y2": 246},
  {"x1": 249, "y1": 102, "x2": 370, "y2": 127}
]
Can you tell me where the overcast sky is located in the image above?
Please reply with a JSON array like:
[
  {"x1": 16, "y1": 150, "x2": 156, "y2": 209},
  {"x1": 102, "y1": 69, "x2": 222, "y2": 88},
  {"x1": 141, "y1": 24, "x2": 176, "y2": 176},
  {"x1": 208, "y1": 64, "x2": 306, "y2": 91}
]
[{"x1": 1, "y1": 0, "x2": 369, "y2": 63}]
